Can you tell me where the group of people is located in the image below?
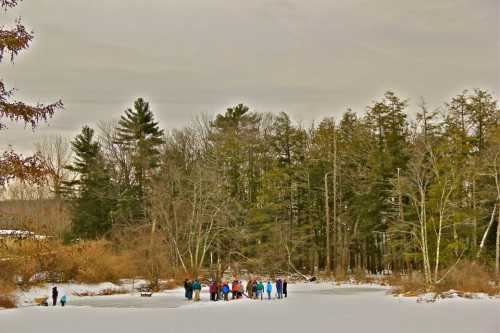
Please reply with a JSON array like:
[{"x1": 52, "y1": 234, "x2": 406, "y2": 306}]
[
  {"x1": 184, "y1": 278, "x2": 288, "y2": 302},
  {"x1": 183, "y1": 279, "x2": 203, "y2": 301},
  {"x1": 42, "y1": 286, "x2": 66, "y2": 307}
]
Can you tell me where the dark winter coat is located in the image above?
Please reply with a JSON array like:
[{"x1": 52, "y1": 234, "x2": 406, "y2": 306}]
[{"x1": 276, "y1": 279, "x2": 283, "y2": 292}]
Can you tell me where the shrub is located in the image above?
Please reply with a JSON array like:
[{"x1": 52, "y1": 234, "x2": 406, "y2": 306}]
[
  {"x1": 0, "y1": 262, "x2": 16, "y2": 285},
  {"x1": 0, "y1": 285, "x2": 16, "y2": 308},
  {"x1": 391, "y1": 262, "x2": 499, "y2": 296},
  {"x1": 1, "y1": 231, "x2": 175, "y2": 288},
  {"x1": 160, "y1": 278, "x2": 183, "y2": 290},
  {"x1": 0, "y1": 295, "x2": 16, "y2": 309},
  {"x1": 334, "y1": 270, "x2": 348, "y2": 282},
  {"x1": 68, "y1": 240, "x2": 136, "y2": 284},
  {"x1": 435, "y1": 261, "x2": 498, "y2": 295},
  {"x1": 391, "y1": 272, "x2": 426, "y2": 296}
]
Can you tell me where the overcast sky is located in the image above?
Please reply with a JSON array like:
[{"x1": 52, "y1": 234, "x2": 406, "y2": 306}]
[{"x1": 1, "y1": 0, "x2": 498, "y2": 152}]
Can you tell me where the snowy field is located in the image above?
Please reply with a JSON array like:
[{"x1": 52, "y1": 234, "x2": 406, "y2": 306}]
[{"x1": 1, "y1": 283, "x2": 499, "y2": 333}]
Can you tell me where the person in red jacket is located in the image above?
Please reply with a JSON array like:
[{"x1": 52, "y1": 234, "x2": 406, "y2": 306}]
[
  {"x1": 231, "y1": 280, "x2": 240, "y2": 299},
  {"x1": 209, "y1": 281, "x2": 218, "y2": 301}
]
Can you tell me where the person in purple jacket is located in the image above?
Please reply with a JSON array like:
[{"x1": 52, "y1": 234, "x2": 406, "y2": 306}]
[{"x1": 276, "y1": 278, "x2": 283, "y2": 299}]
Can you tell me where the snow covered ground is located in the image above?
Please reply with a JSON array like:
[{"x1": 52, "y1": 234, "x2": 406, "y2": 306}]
[{"x1": 1, "y1": 283, "x2": 499, "y2": 333}]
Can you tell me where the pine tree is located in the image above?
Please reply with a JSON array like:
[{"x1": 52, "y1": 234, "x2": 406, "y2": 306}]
[
  {"x1": 115, "y1": 98, "x2": 164, "y2": 223},
  {"x1": 210, "y1": 104, "x2": 261, "y2": 203},
  {"x1": 66, "y1": 126, "x2": 116, "y2": 239}
]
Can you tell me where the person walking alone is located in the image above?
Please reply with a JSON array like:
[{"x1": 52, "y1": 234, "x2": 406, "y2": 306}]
[
  {"x1": 266, "y1": 280, "x2": 272, "y2": 300},
  {"x1": 52, "y1": 286, "x2": 58, "y2": 306},
  {"x1": 192, "y1": 279, "x2": 202, "y2": 302}
]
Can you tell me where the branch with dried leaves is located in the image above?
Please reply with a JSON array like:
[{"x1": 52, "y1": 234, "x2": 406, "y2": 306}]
[
  {"x1": 0, "y1": 150, "x2": 50, "y2": 186},
  {"x1": 0, "y1": 81, "x2": 63, "y2": 130},
  {"x1": 1, "y1": 0, "x2": 20, "y2": 10},
  {"x1": 0, "y1": 19, "x2": 32, "y2": 62}
]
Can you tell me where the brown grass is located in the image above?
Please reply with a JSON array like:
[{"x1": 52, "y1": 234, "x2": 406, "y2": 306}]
[
  {"x1": 391, "y1": 272, "x2": 427, "y2": 296},
  {"x1": 160, "y1": 278, "x2": 183, "y2": 291},
  {"x1": 391, "y1": 262, "x2": 499, "y2": 297},
  {"x1": 1, "y1": 231, "x2": 175, "y2": 290},
  {"x1": 0, "y1": 262, "x2": 17, "y2": 286},
  {"x1": 0, "y1": 295, "x2": 16, "y2": 308},
  {"x1": 0, "y1": 285, "x2": 16, "y2": 309},
  {"x1": 61, "y1": 240, "x2": 137, "y2": 284},
  {"x1": 434, "y1": 261, "x2": 498, "y2": 296}
]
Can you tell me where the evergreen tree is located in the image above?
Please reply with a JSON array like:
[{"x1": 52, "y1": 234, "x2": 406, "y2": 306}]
[
  {"x1": 66, "y1": 126, "x2": 116, "y2": 239},
  {"x1": 364, "y1": 92, "x2": 409, "y2": 265},
  {"x1": 210, "y1": 104, "x2": 261, "y2": 203},
  {"x1": 115, "y1": 98, "x2": 164, "y2": 223}
]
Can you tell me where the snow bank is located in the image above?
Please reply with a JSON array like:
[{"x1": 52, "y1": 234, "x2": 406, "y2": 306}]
[
  {"x1": 15, "y1": 280, "x2": 148, "y2": 306},
  {"x1": 0, "y1": 229, "x2": 47, "y2": 240}
]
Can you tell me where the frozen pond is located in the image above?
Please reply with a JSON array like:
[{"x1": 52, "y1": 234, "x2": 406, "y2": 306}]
[
  {"x1": 2, "y1": 283, "x2": 499, "y2": 333},
  {"x1": 69, "y1": 287, "x2": 386, "y2": 309},
  {"x1": 295, "y1": 287, "x2": 388, "y2": 296},
  {"x1": 70, "y1": 294, "x2": 186, "y2": 309}
]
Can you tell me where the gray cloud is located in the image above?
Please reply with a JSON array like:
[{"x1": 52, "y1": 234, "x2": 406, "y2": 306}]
[{"x1": 0, "y1": 0, "x2": 497, "y2": 152}]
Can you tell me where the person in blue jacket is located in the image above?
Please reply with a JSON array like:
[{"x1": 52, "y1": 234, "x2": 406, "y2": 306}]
[
  {"x1": 192, "y1": 279, "x2": 202, "y2": 302},
  {"x1": 222, "y1": 282, "x2": 230, "y2": 301},
  {"x1": 60, "y1": 294, "x2": 67, "y2": 307},
  {"x1": 266, "y1": 280, "x2": 273, "y2": 300}
]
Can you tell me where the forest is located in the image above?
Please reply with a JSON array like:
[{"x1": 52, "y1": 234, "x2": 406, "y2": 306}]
[
  {"x1": 2, "y1": 89, "x2": 499, "y2": 292},
  {"x1": 0, "y1": 0, "x2": 499, "y2": 298}
]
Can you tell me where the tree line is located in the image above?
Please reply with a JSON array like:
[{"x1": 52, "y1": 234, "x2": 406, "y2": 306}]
[
  {"x1": 1, "y1": 0, "x2": 498, "y2": 289},
  {"x1": 52, "y1": 89, "x2": 499, "y2": 286}
]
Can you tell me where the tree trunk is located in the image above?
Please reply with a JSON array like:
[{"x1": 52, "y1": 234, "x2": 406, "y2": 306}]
[
  {"x1": 496, "y1": 205, "x2": 500, "y2": 279},
  {"x1": 324, "y1": 172, "x2": 331, "y2": 275},
  {"x1": 477, "y1": 205, "x2": 498, "y2": 259},
  {"x1": 332, "y1": 124, "x2": 338, "y2": 273},
  {"x1": 472, "y1": 178, "x2": 477, "y2": 252}
]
